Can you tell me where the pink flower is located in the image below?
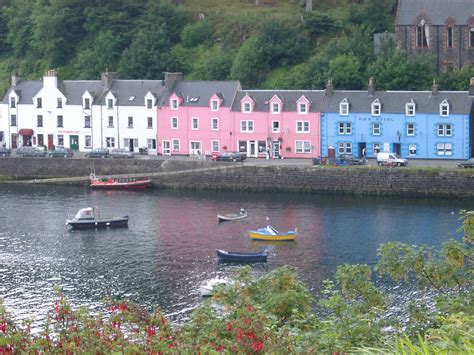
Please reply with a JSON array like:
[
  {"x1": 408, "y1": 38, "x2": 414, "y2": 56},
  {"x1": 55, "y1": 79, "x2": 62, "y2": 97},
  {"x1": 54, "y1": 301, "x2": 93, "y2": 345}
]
[{"x1": 247, "y1": 305, "x2": 253, "y2": 312}]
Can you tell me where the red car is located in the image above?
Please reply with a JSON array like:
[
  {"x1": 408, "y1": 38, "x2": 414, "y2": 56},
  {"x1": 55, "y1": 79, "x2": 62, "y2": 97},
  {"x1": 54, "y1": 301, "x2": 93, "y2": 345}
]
[{"x1": 211, "y1": 152, "x2": 247, "y2": 162}]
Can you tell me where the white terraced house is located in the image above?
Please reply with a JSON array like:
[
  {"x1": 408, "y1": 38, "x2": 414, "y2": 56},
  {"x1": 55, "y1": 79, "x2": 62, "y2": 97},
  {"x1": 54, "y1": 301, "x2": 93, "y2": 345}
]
[{"x1": 0, "y1": 70, "x2": 174, "y2": 155}]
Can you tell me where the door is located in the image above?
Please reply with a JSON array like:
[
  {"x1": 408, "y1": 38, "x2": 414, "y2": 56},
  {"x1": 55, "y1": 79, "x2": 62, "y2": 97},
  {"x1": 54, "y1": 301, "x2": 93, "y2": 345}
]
[
  {"x1": 393, "y1": 143, "x2": 401, "y2": 155},
  {"x1": 249, "y1": 141, "x2": 256, "y2": 157},
  {"x1": 48, "y1": 134, "x2": 54, "y2": 150},
  {"x1": 162, "y1": 140, "x2": 171, "y2": 155},
  {"x1": 358, "y1": 142, "x2": 366, "y2": 159},
  {"x1": 37, "y1": 134, "x2": 44, "y2": 147},
  {"x1": 70, "y1": 135, "x2": 79, "y2": 150},
  {"x1": 11, "y1": 134, "x2": 17, "y2": 149},
  {"x1": 272, "y1": 141, "x2": 281, "y2": 158},
  {"x1": 189, "y1": 141, "x2": 201, "y2": 155}
]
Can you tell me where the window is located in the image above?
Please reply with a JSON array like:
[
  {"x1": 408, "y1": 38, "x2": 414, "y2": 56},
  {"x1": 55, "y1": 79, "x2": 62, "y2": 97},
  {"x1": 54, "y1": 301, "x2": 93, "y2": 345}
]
[
  {"x1": 108, "y1": 116, "x2": 114, "y2": 128},
  {"x1": 171, "y1": 99, "x2": 178, "y2": 110},
  {"x1": 405, "y1": 101, "x2": 415, "y2": 116},
  {"x1": 440, "y1": 100, "x2": 449, "y2": 116},
  {"x1": 298, "y1": 103, "x2": 307, "y2": 114},
  {"x1": 192, "y1": 117, "x2": 199, "y2": 130},
  {"x1": 338, "y1": 122, "x2": 352, "y2": 135},
  {"x1": 339, "y1": 100, "x2": 349, "y2": 115},
  {"x1": 371, "y1": 99, "x2": 381, "y2": 116},
  {"x1": 37, "y1": 98, "x2": 42, "y2": 108},
  {"x1": 295, "y1": 140, "x2": 311, "y2": 153},
  {"x1": 84, "y1": 116, "x2": 91, "y2": 128},
  {"x1": 271, "y1": 102, "x2": 280, "y2": 114},
  {"x1": 272, "y1": 120, "x2": 280, "y2": 133},
  {"x1": 470, "y1": 28, "x2": 474, "y2": 47},
  {"x1": 172, "y1": 139, "x2": 180, "y2": 151},
  {"x1": 146, "y1": 99, "x2": 153, "y2": 109},
  {"x1": 212, "y1": 140, "x2": 219, "y2": 152},
  {"x1": 171, "y1": 117, "x2": 178, "y2": 129},
  {"x1": 296, "y1": 121, "x2": 310, "y2": 133},
  {"x1": 37, "y1": 115, "x2": 43, "y2": 127},
  {"x1": 242, "y1": 102, "x2": 251, "y2": 113},
  {"x1": 416, "y1": 19, "x2": 429, "y2": 47},
  {"x1": 57, "y1": 115, "x2": 63, "y2": 127},
  {"x1": 147, "y1": 117, "x2": 153, "y2": 129},
  {"x1": 85, "y1": 135, "x2": 92, "y2": 148},
  {"x1": 407, "y1": 123, "x2": 415, "y2": 136},
  {"x1": 106, "y1": 137, "x2": 115, "y2": 148},
  {"x1": 373, "y1": 143, "x2": 381, "y2": 154},
  {"x1": 338, "y1": 142, "x2": 352, "y2": 154},
  {"x1": 437, "y1": 124, "x2": 452, "y2": 137},
  {"x1": 409, "y1": 144, "x2": 417, "y2": 156},
  {"x1": 58, "y1": 135, "x2": 64, "y2": 146},
  {"x1": 372, "y1": 122, "x2": 381, "y2": 135},
  {"x1": 128, "y1": 117, "x2": 133, "y2": 128},
  {"x1": 84, "y1": 98, "x2": 90, "y2": 109},
  {"x1": 437, "y1": 142, "x2": 452, "y2": 156},
  {"x1": 147, "y1": 139, "x2": 156, "y2": 149},
  {"x1": 57, "y1": 98, "x2": 63, "y2": 108},
  {"x1": 10, "y1": 114, "x2": 16, "y2": 126},
  {"x1": 107, "y1": 99, "x2": 114, "y2": 109},
  {"x1": 240, "y1": 120, "x2": 254, "y2": 132},
  {"x1": 211, "y1": 100, "x2": 218, "y2": 111},
  {"x1": 10, "y1": 97, "x2": 16, "y2": 108},
  {"x1": 447, "y1": 27, "x2": 453, "y2": 48},
  {"x1": 211, "y1": 118, "x2": 219, "y2": 130}
]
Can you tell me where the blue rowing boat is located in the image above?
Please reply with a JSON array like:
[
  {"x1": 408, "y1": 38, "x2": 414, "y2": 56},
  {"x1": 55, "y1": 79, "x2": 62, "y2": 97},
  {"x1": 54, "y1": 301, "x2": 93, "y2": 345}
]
[{"x1": 216, "y1": 249, "x2": 268, "y2": 263}]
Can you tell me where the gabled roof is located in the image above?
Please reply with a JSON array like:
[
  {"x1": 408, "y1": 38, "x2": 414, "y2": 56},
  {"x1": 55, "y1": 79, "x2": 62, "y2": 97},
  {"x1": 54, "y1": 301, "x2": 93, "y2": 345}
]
[
  {"x1": 62, "y1": 81, "x2": 102, "y2": 105},
  {"x1": 159, "y1": 81, "x2": 241, "y2": 107},
  {"x1": 396, "y1": 0, "x2": 474, "y2": 26},
  {"x1": 100, "y1": 80, "x2": 165, "y2": 106},
  {"x1": 231, "y1": 90, "x2": 325, "y2": 112},
  {"x1": 321, "y1": 90, "x2": 472, "y2": 115},
  {"x1": 1, "y1": 81, "x2": 42, "y2": 104}
]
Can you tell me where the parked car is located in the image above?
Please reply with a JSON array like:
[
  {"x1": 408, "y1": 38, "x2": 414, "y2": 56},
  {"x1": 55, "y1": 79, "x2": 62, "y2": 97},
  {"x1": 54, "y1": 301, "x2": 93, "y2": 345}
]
[
  {"x1": 16, "y1": 146, "x2": 47, "y2": 157},
  {"x1": 0, "y1": 146, "x2": 11, "y2": 157},
  {"x1": 457, "y1": 158, "x2": 474, "y2": 168},
  {"x1": 85, "y1": 148, "x2": 109, "y2": 158},
  {"x1": 49, "y1": 147, "x2": 74, "y2": 158},
  {"x1": 336, "y1": 154, "x2": 366, "y2": 166},
  {"x1": 376, "y1": 152, "x2": 408, "y2": 166},
  {"x1": 211, "y1": 152, "x2": 247, "y2": 162},
  {"x1": 110, "y1": 148, "x2": 135, "y2": 159}
]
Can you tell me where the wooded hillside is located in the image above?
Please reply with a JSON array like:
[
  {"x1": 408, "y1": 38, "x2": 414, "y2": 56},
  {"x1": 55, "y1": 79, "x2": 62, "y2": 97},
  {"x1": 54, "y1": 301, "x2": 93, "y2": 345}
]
[{"x1": 0, "y1": 0, "x2": 472, "y2": 94}]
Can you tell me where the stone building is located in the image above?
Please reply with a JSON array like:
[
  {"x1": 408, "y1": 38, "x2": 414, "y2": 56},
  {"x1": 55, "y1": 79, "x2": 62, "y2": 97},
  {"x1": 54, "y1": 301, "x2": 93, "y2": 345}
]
[{"x1": 395, "y1": 0, "x2": 474, "y2": 74}]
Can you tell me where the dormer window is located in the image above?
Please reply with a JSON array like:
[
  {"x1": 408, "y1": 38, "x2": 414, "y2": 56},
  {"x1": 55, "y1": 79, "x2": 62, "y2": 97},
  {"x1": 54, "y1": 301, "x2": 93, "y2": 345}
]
[
  {"x1": 298, "y1": 103, "x2": 307, "y2": 114},
  {"x1": 107, "y1": 99, "x2": 114, "y2": 109},
  {"x1": 171, "y1": 99, "x2": 178, "y2": 110},
  {"x1": 371, "y1": 99, "x2": 381, "y2": 116},
  {"x1": 146, "y1": 99, "x2": 153, "y2": 109},
  {"x1": 84, "y1": 98, "x2": 90, "y2": 110},
  {"x1": 211, "y1": 100, "x2": 219, "y2": 111},
  {"x1": 416, "y1": 19, "x2": 429, "y2": 48},
  {"x1": 57, "y1": 98, "x2": 63, "y2": 108},
  {"x1": 440, "y1": 100, "x2": 449, "y2": 116},
  {"x1": 37, "y1": 98, "x2": 42, "y2": 108},
  {"x1": 10, "y1": 97, "x2": 16, "y2": 108},
  {"x1": 339, "y1": 99, "x2": 349, "y2": 116},
  {"x1": 405, "y1": 100, "x2": 415, "y2": 116},
  {"x1": 271, "y1": 102, "x2": 280, "y2": 114},
  {"x1": 242, "y1": 102, "x2": 251, "y2": 113}
]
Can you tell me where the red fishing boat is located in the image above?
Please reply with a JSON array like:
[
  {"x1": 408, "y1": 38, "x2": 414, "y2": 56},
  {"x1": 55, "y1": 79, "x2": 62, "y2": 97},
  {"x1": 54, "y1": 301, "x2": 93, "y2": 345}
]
[{"x1": 90, "y1": 173, "x2": 152, "y2": 190}]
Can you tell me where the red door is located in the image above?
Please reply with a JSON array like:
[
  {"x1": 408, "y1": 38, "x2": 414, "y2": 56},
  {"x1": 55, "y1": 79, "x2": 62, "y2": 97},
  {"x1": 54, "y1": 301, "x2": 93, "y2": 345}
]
[
  {"x1": 11, "y1": 134, "x2": 17, "y2": 149},
  {"x1": 48, "y1": 134, "x2": 54, "y2": 150}
]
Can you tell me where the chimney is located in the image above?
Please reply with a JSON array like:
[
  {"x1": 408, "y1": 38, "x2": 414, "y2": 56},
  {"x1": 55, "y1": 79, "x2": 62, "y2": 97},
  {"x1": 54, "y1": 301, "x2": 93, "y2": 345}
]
[
  {"x1": 469, "y1": 77, "x2": 474, "y2": 96},
  {"x1": 43, "y1": 69, "x2": 58, "y2": 88},
  {"x1": 11, "y1": 75, "x2": 20, "y2": 87},
  {"x1": 368, "y1": 77, "x2": 375, "y2": 96},
  {"x1": 164, "y1": 72, "x2": 183, "y2": 91},
  {"x1": 101, "y1": 71, "x2": 118, "y2": 91},
  {"x1": 431, "y1": 79, "x2": 438, "y2": 95},
  {"x1": 325, "y1": 78, "x2": 333, "y2": 96}
]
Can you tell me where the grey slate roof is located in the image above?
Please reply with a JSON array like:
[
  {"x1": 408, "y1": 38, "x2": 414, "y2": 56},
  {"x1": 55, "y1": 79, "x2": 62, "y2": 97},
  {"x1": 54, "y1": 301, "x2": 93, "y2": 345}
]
[
  {"x1": 231, "y1": 90, "x2": 326, "y2": 112},
  {"x1": 321, "y1": 90, "x2": 473, "y2": 115},
  {"x1": 62, "y1": 81, "x2": 102, "y2": 105},
  {"x1": 159, "y1": 81, "x2": 241, "y2": 107},
  {"x1": 102, "y1": 80, "x2": 165, "y2": 106},
  {"x1": 396, "y1": 0, "x2": 474, "y2": 26},
  {"x1": 2, "y1": 81, "x2": 42, "y2": 105}
]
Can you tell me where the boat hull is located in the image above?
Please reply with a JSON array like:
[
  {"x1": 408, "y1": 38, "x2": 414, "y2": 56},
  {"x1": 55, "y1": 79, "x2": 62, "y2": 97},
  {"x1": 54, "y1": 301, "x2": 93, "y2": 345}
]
[
  {"x1": 90, "y1": 179, "x2": 152, "y2": 190},
  {"x1": 66, "y1": 216, "x2": 129, "y2": 230},
  {"x1": 217, "y1": 212, "x2": 247, "y2": 223},
  {"x1": 247, "y1": 230, "x2": 296, "y2": 241},
  {"x1": 216, "y1": 249, "x2": 267, "y2": 262}
]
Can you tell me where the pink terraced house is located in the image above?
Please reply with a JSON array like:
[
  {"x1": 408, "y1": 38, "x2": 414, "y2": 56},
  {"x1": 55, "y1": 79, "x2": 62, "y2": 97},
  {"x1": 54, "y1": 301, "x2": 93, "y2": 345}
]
[
  {"x1": 157, "y1": 75, "x2": 241, "y2": 156},
  {"x1": 230, "y1": 90, "x2": 324, "y2": 159}
]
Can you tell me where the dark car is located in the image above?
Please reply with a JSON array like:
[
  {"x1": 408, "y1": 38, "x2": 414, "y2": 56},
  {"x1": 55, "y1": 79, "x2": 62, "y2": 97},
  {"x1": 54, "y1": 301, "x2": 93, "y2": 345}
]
[
  {"x1": 0, "y1": 146, "x2": 11, "y2": 157},
  {"x1": 110, "y1": 148, "x2": 135, "y2": 159},
  {"x1": 457, "y1": 158, "x2": 474, "y2": 168},
  {"x1": 85, "y1": 148, "x2": 110, "y2": 158},
  {"x1": 16, "y1": 146, "x2": 47, "y2": 157},
  {"x1": 336, "y1": 154, "x2": 366, "y2": 166},
  {"x1": 49, "y1": 147, "x2": 74, "y2": 158},
  {"x1": 211, "y1": 152, "x2": 247, "y2": 162}
]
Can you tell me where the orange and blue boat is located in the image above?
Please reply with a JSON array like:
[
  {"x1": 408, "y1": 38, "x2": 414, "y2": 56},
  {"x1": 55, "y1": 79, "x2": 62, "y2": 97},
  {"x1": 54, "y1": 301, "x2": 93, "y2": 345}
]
[{"x1": 247, "y1": 225, "x2": 297, "y2": 241}]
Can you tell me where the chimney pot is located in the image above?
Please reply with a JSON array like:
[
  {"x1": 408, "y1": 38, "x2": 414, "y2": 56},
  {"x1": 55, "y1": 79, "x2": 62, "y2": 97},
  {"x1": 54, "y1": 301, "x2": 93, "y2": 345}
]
[
  {"x1": 325, "y1": 78, "x2": 334, "y2": 96},
  {"x1": 469, "y1": 77, "x2": 474, "y2": 96}
]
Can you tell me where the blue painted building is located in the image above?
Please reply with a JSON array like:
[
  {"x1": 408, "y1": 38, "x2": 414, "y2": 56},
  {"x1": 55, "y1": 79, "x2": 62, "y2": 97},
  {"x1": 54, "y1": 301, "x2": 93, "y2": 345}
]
[{"x1": 321, "y1": 79, "x2": 474, "y2": 160}]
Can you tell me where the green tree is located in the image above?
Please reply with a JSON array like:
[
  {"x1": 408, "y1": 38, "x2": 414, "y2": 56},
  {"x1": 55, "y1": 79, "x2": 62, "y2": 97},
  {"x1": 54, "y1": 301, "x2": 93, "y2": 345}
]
[
  {"x1": 181, "y1": 20, "x2": 213, "y2": 48},
  {"x1": 191, "y1": 47, "x2": 233, "y2": 80},
  {"x1": 230, "y1": 36, "x2": 268, "y2": 87},
  {"x1": 5, "y1": 0, "x2": 33, "y2": 58},
  {"x1": 328, "y1": 54, "x2": 364, "y2": 89},
  {"x1": 349, "y1": 0, "x2": 396, "y2": 34},
  {"x1": 438, "y1": 64, "x2": 474, "y2": 90},
  {"x1": 303, "y1": 12, "x2": 340, "y2": 38}
]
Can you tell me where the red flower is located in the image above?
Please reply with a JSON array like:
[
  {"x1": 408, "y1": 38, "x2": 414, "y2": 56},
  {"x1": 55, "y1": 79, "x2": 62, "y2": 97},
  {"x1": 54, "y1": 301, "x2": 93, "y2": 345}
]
[
  {"x1": 247, "y1": 305, "x2": 253, "y2": 312},
  {"x1": 147, "y1": 327, "x2": 156, "y2": 337},
  {"x1": 236, "y1": 328, "x2": 243, "y2": 340},
  {"x1": 245, "y1": 318, "x2": 251, "y2": 325},
  {"x1": 119, "y1": 303, "x2": 127, "y2": 312},
  {"x1": 167, "y1": 343, "x2": 173, "y2": 348},
  {"x1": 109, "y1": 305, "x2": 116, "y2": 313},
  {"x1": 252, "y1": 341, "x2": 264, "y2": 351},
  {"x1": 246, "y1": 330, "x2": 256, "y2": 340},
  {"x1": 226, "y1": 323, "x2": 233, "y2": 332},
  {"x1": 0, "y1": 323, "x2": 6, "y2": 333},
  {"x1": 216, "y1": 345, "x2": 224, "y2": 353}
]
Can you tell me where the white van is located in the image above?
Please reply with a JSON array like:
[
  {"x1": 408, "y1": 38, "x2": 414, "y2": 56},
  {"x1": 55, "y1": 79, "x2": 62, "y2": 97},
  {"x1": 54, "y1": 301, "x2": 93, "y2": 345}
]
[{"x1": 376, "y1": 152, "x2": 408, "y2": 166}]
